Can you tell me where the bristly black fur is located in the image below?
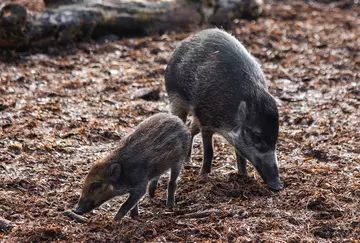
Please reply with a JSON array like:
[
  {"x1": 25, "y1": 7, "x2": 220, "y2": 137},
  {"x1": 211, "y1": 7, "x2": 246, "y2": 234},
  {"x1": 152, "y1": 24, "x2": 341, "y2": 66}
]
[{"x1": 165, "y1": 28, "x2": 283, "y2": 191}]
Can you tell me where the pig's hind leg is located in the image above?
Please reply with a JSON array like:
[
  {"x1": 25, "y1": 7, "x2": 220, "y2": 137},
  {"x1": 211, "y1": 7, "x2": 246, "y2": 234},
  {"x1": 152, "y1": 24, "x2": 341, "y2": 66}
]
[
  {"x1": 148, "y1": 178, "x2": 159, "y2": 198},
  {"x1": 200, "y1": 131, "x2": 214, "y2": 175},
  {"x1": 185, "y1": 116, "x2": 200, "y2": 165},
  {"x1": 167, "y1": 163, "x2": 182, "y2": 207}
]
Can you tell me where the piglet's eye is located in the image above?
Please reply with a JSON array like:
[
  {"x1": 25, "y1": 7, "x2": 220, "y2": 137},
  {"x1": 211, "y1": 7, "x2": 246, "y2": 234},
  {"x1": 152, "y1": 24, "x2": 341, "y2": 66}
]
[{"x1": 90, "y1": 181, "x2": 101, "y2": 192}]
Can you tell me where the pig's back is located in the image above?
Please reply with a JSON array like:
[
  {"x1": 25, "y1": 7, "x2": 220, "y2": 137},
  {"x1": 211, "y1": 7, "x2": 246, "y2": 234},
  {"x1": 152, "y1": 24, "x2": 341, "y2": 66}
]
[{"x1": 165, "y1": 28, "x2": 267, "y2": 128}]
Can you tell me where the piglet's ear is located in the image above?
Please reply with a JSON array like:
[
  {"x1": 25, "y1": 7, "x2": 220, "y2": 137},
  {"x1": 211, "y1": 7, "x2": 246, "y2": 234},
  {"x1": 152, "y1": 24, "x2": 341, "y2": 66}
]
[{"x1": 109, "y1": 164, "x2": 121, "y2": 182}]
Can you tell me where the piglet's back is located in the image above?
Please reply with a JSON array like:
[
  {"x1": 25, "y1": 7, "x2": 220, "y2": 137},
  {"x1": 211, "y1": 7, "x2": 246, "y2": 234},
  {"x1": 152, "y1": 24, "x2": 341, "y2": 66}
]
[{"x1": 123, "y1": 113, "x2": 190, "y2": 166}]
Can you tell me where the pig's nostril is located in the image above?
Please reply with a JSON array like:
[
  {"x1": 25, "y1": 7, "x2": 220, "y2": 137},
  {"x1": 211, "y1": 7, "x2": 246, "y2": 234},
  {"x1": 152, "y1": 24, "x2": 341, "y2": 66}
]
[{"x1": 268, "y1": 182, "x2": 283, "y2": 192}]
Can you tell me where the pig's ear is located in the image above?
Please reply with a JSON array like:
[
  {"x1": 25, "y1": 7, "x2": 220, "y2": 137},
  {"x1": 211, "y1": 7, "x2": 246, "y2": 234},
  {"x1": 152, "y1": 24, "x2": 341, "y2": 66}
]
[
  {"x1": 109, "y1": 164, "x2": 121, "y2": 182},
  {"x1": 231, "y1": 101, "x2": 247, "y2": 139},
  {"x1": 236, "y1": 101, "x2": 247, "y2": 124}
]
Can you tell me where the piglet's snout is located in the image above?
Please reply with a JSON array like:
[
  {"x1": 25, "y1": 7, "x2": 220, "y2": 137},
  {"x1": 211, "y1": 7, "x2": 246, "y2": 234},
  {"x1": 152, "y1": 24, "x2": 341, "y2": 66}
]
[{"x1": 73, "y1": 198, "x2": 93, "y2": 215}]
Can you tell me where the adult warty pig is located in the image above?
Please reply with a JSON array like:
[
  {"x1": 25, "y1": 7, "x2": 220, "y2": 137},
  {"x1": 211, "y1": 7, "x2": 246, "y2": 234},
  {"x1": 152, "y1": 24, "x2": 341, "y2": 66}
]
[
  {"x1": 165, "y1": 28, "x2": 283, "y2": 191},
  {"x1": 74, "y1": 113, "x2": 190, "y2": 220}
]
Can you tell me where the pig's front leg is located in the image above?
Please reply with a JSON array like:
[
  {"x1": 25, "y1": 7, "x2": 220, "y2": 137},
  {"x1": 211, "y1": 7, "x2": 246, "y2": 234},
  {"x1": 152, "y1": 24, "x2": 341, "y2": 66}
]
[
  {"x1": 236, "y1": 152, "x2": 248, "y2": 176},
  {"x1": 114, "y1": 188, "x2": 146, "y2": 221}
]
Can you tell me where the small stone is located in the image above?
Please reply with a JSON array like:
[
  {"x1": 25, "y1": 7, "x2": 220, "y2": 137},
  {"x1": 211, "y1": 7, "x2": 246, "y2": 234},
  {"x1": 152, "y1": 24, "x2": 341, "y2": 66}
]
[{"x1": 132, "y1": 88, "x2": 160, "y2": 101}]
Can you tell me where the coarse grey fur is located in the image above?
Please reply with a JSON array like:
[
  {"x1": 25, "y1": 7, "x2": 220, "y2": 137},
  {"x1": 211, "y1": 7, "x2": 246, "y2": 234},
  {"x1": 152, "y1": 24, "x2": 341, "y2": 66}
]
[
  {"x1": 165, "y1": 28, "x2": 283, "y2": 191},
  {"x1": 74, "y1": 113, "x2": 190, "y2": 220}
]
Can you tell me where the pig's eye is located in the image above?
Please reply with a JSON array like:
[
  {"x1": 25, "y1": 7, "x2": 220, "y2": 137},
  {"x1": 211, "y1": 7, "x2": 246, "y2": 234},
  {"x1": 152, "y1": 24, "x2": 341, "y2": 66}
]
[
  {"x1": 252, "y1": 131, "x2": 269, "y2": 151},
  {"x1": 90, "y1": 181, "x2": 102, "y2": 193},
  {"x1": 252, "y1": 132, "x2": 262, "y2": 144}
]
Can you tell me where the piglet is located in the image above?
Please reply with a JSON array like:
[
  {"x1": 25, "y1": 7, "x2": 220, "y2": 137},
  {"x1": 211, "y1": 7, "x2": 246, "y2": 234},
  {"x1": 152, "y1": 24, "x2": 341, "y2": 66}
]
[{"x1": 73, "y1": 113, "x2": 190, "y2": 220}]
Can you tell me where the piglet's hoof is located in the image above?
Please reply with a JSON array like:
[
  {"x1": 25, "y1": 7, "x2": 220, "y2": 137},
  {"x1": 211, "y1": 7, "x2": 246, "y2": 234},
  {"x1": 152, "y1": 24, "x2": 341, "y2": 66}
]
[{"x1": 113, "y1": 214, "x2": 123, "y2": 222}]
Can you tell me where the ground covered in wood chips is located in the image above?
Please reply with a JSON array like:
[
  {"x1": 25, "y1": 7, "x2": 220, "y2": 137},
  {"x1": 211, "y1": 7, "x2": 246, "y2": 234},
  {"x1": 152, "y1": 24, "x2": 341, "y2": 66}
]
[{"x1": 1, "y1": 0, "x2": 359, "y2": 242}]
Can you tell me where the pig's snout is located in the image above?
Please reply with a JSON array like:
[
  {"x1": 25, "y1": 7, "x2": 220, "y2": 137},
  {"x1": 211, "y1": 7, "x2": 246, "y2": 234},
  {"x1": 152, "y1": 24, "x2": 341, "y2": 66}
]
[
  {"x1": 73, "y1": 199, "x2": 94, "y2": 215},
  {"x1": 254, "y1": 152, "x2": 283, "y2": 191},
  {"x1": 266, "y1": 178, "x2": 283, "y2": 191}
]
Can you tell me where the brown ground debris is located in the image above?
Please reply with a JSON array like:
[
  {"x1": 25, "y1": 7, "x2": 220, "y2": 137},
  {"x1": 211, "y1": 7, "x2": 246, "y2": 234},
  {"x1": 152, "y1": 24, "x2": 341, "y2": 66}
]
[{"x1": 1, "y1": 0, "x2": 359, "y2": 242}]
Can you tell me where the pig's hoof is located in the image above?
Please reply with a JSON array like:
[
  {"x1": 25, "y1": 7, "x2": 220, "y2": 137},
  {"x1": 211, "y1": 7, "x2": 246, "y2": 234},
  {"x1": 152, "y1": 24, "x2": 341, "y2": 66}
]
[
  {"x1": 199, "y1": 172, "x2": 209, "y2": 179},
  {"x1": 268, "y1": 183, "x2": 284, "y2": 192},
  {"x1": 200, "y1": 167, "x2": 211, "y2": 175},
  {"x1": 166, "y1": 201, "x2": 175, "y2": 208}
]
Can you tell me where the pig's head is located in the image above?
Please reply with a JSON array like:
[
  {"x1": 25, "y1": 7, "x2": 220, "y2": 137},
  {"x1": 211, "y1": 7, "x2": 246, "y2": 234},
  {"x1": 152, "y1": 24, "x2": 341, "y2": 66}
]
[
  {"x1": 74, "y1": 157, "x2": 124, "y2": 215},
  {"x1": 231, "y1": 92, "x2": 283, "y2": 191}
]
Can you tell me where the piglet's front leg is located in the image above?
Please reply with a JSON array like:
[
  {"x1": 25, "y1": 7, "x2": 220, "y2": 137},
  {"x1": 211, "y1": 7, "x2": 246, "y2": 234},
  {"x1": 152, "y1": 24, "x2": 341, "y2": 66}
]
[{"x1": 114, "y1": 188, "x2": 146, "y2": 221}]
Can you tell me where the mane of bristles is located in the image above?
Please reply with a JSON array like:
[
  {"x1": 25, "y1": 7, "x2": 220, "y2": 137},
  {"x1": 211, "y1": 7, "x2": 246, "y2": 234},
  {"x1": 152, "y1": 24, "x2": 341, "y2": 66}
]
[
  {"x1": 85, "y1": 161, "x2": 107, "y2": 182},
  {"x1": 88, "y1": 138, "x2": 128, "y2": 177}
]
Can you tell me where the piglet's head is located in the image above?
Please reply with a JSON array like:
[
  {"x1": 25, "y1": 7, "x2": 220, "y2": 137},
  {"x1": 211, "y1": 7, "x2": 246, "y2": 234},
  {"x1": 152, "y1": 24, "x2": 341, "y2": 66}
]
[{"x1": 73, "y1": 159, "x2": 122, "y2": 215}]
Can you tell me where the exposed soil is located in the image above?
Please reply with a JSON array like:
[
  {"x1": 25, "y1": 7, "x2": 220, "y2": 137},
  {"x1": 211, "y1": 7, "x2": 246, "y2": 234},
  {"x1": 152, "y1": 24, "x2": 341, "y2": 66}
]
[{"x1": 1, "y1": 0, "x2": 359, "y2": 242}]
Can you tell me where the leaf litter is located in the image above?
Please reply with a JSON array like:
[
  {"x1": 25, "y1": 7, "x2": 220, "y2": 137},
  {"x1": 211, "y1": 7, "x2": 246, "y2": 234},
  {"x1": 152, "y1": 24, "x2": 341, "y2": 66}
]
[{"x1": 0, "y1": 0, "x2": 359, "y2": 241}]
